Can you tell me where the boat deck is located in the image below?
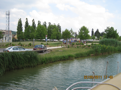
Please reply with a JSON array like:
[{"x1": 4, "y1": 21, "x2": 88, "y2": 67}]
[{"x1": 92, "y1": 73, "x2": 121, "y2": 90}]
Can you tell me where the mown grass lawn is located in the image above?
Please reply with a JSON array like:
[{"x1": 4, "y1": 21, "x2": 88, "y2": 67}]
[{"x1": 40, "y1": 47, "x2": 91, "y2": 58}]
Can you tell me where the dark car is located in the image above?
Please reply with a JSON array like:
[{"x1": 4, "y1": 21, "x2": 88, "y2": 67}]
[{"x1": 33, "y1": 45, "x2": 47, "y2": 52}]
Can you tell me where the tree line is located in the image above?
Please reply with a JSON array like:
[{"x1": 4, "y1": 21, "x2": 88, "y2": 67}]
[
  {"x1": 17, "y1": 18, "x2": 62, "y2": 40},
  {"x1": 17, "y1": 18, "x2": 121, "y2": 41}
]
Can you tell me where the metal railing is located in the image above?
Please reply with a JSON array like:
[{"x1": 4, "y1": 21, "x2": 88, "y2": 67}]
[{"x1": 66, "y1": 81, "x2": 121, "y2": 90}]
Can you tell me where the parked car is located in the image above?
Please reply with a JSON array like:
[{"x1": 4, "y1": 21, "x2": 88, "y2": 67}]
[
  {"x1": 33, "y1": 45, "x2": 47, "y2": 52},
  {"x1": 3, "y1": 46, "x2": 32, "y2": 52}
]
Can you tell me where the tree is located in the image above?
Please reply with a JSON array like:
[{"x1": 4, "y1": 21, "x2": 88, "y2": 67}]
[
  {"x1": 38, "y1": 20, "x2": 41, "y2": 26},
  {"x1": 43, "y1": 21, "x2": 47, "y2": 29},
  {"x1": 32, "y1": 19, "x2": 36, "y2": 30},
  {"x1": 118, "y1": 36, "x2": 121, "y2": 41},
  {"x1": 62, "y1": 29, "x2": 71, "y2": 39},
  {"x1": 95, "y1": 29, "x2": 100, "y2": 39},
  {"x1": 25, "y1": 18, "x2": 29, "y2": 30},
  {"x1": 24, "y1": 26, "x2": 30, "y2": 39},
  {"x1": 51, "y1": 28, "x2": 57, "y2": 39},
  {"x1": 17, "y1": 18, "x2": 23, "y2": 40},
  {"x1": 36, "y1": 25, "x2": 47, "y2": 39},
  {"x1": 57, "y1": 24, "x2": 61, "y2": 33},
  {"x1": 24, "y1": 25, "x2": 36, "y2": 39},
  {"x1": 91, "y1": 28, "x2": 94, "y2": 37},
  {"x1": 78, "y1": 26, "x2": 90, "y2": 40},
  {"x1": 104, "y1": 27, "x2": 119, "y2": 39},
  {"x1": 92, "y1": 35, "x2": 95, "y2": 40},
  {"x1": 30, "y1": 26, "x2": 36, "y2": 39},
  {"x1": 0, "y1": 31, "x2": 3, "y2": 39},
  {"x1": 70, "y1": 28, "x2": 75, "y2": 38}
]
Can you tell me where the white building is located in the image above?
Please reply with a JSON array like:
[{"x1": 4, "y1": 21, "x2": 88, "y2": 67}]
[{"x1": 0, "y1": 29, "x2": 12, "y2": 42}]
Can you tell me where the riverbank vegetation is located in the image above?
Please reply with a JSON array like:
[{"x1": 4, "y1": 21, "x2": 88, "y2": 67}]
[
  {"x1": 0, "y1": 39, "x2": 121, "y2": 75},
  {"x1": 0, "y1": 51, "x2": 39, "y2": 75}
]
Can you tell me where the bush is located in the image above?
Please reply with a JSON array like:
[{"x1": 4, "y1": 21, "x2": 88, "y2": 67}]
[
  {"x1": 28, "y1": 43, "x2": 31, "y2": 46},
  {"x1": 18, "y1": 42, "x2": 22, "y2": 46}
]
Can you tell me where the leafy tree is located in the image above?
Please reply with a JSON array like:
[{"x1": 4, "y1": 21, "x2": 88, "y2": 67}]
[
  {"x1": 36, "y1": 25, "x2": 47, "y2": 39},
  {"x1": 0, "y1": 31, "x2": 3, "y2": 39},
  {"x1": 62, "y1": 29, "x2": 71, "y2": 39},
  {"x1": 70, "y1": 28, "x2": 75, "y2": 38},
  {"x1": 43, "y1": 21, "x2": 47, "y2": 29},
  {"x1": 57, "y1": 24, "x2": 61, "y2": 33},
  {"x1": 24, "y1": 26, "x2": 30, "y2": 39},
  {"x1": 78, "y1": 26, "x2": 90, "y2": 40},
  {"x1": 38, "y1": 20, "x2": 41, "y2": 26},
  {"x1": 92, "y1": 35, "x2": 95, "y2": 40},
  {"x1": 47, "y1": 23, "x2": 52, "y2": 39},
  {"x1": 30, "y1": 26, "x2": 36, "y2": 39},
  {"x1": 91, "y1": 28, "x2": 94, "y2": 36},
  {"x1": 32, "y1": 19, "x2": 36, "y2": 30},
  {"x1": 118, "y1": 36, "x2": 121, "y2": 41},
  {"x1": 95, "y1": 29, "x2": 100, "y2": 39},
  {"x1": 104, "y1": 27, "x2": 119, "y2": 39},
  {"x1": 56, "y1": 32, "x2": 61, "y2": 40},
  {"x1": 51, "y1": 28, "x2": 57, "y2": 39},
  {"x1": 25, "y1": 18, "x2": 29, "y2": 30},
  {"x1": 17, "y1": 18, "x2": 23, "y2": 40},
  {"x1": 24, "y1": 26, "x2": 35, "y2": 39}
]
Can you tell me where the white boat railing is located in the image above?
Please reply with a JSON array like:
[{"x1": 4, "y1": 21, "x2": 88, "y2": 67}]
[{"x1": 66, "y1": 81, "x2": 121, "y2": 90}]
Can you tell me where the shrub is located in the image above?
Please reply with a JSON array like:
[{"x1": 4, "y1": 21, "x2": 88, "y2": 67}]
[
  {"x1": 28, "y1": 43, "x2": 31, "y2": 46},
  {"x1": 68, "y1": 45, "x2": 69, "y2": 48}
]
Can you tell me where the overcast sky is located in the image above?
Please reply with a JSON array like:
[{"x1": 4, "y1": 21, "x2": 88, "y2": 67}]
[{"x1": 0, "y1": 0, "x2": 121, "y2": 35}]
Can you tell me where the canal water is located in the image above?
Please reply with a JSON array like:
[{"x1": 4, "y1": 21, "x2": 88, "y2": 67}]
[{"x1": 0, "y1": 53, "x2": 121, "y2": 90}]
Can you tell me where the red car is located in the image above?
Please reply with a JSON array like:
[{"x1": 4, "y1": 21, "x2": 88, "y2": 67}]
[{"x1": 33, "y1": 45, "x2": 47, "y2": 52}]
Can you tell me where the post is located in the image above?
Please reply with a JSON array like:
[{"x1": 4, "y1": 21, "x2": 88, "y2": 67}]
[
  {"x1": 33, "y1": 38, "x2": 35, "y2": 47},
  {"x1": 117, "y1": 62, "x2": 119, "y2": 74},
  {"x1": 105, "y1": 61, "x2": 108, "y2": 79},
  {"x1": 46, "y1": 35, "x2": 47, "y2": 45},
  {"x1": 92, "y1": 71, "x2": 95, "y2": 86}
]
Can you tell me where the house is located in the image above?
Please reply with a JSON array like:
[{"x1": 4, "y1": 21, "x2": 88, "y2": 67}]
[{"x1": 0, "y1": 29, "x2": 12, "y2": 42}]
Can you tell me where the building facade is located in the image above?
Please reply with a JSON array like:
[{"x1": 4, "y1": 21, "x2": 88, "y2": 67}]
[{"x1": 0, "y1": 30, "x2": 12, "y2": 42}]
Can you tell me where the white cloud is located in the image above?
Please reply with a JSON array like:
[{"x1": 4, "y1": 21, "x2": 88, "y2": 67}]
[{"x1": 0, "y1": 0, "x2": 116, "y2": 35}]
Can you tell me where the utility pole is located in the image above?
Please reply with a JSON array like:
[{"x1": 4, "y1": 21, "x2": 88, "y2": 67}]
[{"x1": 6, "y1": 10, "x2": 10, "y2": 42}]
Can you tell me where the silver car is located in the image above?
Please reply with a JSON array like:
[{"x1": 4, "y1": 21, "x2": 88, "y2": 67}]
[{"x1": 3, "y1": 46, "x2": 32, "y2": 52}]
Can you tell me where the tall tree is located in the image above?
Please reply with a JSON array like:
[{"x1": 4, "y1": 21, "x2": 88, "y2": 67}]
[
  {"x1": 104, "y1": 27, "x2": 119, "y2": 39},
  {"x1": 57, "y1": 24, "x2": 61, "y2": 33},
  {"x1": 70, "y1": 28, "x2": 75, "y2": 38},
  {"x1": 0, "y1": 31, "x2": 3, "y2": 39},
  {"x1": 24, "y1": 25, "x2": 30, "y2": 39},
  {"x1": 51, "y1": 28, "x2": 57, "y2": 39},
  {"x1": 78, "y1": 26, "x2": 90, "y2": 40},
  {"x1": 32, "y1": 19, "x2": 36, "y2": 30},
  {"x1": 37, "y1": 20, "x2": 41, "y2": 26},
  {"x1": 43, "y1": 21, "x2": 47, "y2": 29},
  {"x1": 95, "y1": 29, "x2": 100, "y2": 39},
  {"x1": 25, "y1": 18, "x2": 29, "y2": 30},
  {"x1": 36, "y1": 25, "x2": 47, "y2": 39},
  {"x1": 91, "y1": 28, "x2": 94, "y2": 37},
  {"x1": 17, "y1": 18, "x2": 23, "y2": 40},
  {"x1": 62, "y1": 29, "x2": 71, "y2": 39}
]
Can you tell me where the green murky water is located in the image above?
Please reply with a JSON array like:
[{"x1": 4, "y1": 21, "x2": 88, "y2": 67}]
[{"x1": 0, "y1": 53, "x2": 121, "y2": 90}]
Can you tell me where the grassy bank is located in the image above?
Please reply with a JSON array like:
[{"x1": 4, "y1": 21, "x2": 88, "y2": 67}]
[
  {"x1": 0, "y1": 41, "x2": 62, "y2": 48},
  {"x1": 0, "y1": 42, "x2": 121, "y2": 75}
]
